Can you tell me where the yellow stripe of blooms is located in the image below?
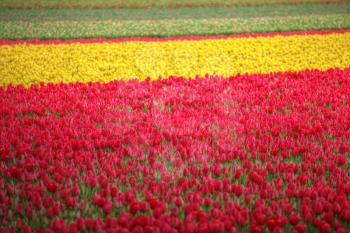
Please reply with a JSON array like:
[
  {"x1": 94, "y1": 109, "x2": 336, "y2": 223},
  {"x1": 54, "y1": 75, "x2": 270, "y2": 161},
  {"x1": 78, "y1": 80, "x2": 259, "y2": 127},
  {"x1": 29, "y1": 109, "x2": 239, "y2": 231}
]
[{"x1": 1, "y1": 33, "x2": 350, "y2": 86}]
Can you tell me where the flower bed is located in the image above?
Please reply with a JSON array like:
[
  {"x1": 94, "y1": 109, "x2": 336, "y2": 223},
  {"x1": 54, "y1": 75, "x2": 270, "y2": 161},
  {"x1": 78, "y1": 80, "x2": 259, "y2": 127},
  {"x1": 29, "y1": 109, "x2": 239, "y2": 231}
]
[
  {"x1": 0, "y1": 68, "x2": 349, "y2": 232},
  {"x1": 1, "y1": 30, "x2": 350, "y2": 87}
]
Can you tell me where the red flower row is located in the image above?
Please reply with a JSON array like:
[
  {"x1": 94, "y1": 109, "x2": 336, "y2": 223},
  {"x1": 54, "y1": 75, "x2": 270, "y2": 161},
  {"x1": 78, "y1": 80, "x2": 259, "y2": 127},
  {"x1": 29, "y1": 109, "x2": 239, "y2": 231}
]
[
  {"x1": 0, "y1": 68, "x2": 350, "y2": 232},
  {"x1": 0, "y1": 29, "x2": 349, "y2": 45}
]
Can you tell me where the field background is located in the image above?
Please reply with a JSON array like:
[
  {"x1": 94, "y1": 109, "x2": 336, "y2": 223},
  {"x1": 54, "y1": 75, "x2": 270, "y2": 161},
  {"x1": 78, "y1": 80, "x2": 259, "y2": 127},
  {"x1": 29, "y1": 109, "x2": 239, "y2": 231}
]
[
  {"x1": 0, "y1": 1, "x2": 349, "y2": 39},
  {"x1": 1, "y1": 1, "x2": 350, "y2": 233},
  {"x1": 0, "y1": 0, "x2": 348, "y2": 8}
]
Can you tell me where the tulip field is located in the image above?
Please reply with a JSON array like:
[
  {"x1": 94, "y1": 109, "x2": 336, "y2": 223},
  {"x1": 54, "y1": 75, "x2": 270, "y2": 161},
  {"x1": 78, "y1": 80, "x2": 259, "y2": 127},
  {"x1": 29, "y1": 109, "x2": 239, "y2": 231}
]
[{"x1": 0, "y1": 1, "x2": 350, "y2": 233}]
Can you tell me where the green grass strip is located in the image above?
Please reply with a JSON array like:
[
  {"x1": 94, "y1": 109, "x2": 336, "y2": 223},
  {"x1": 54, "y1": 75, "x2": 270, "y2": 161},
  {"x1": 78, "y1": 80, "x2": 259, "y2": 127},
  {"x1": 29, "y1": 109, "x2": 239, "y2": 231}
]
[
  {"x1": 0, "y1": 0, "x2": 346, "y2": 9},
  {"x1": 0, "y1": 4, "x2": 349, "y2": 39},
  {"x1": 1, "y1": 4, "x2": 349, "y2": 21}
]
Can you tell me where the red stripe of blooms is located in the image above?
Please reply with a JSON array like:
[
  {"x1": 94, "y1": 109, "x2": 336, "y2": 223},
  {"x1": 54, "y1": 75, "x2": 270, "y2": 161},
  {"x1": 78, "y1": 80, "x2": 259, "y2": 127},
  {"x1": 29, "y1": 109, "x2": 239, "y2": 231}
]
[
  {"x1": 1, "y1": 29, "x2": 349, "y2": 45},
  {"x1": 1, "y1": 68, "x2": 350, "y2": 232}
]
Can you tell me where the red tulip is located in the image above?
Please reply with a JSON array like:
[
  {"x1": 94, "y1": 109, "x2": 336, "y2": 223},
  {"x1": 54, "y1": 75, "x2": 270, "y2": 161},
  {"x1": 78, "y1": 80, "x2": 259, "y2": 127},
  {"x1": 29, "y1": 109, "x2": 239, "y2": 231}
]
[
  {"x1": 103, "y1": 201, "x2": 112, "y2": 215},
  {"x1": 46, "y1": 182, "x2": 58, "y2": 193},
  {"x1": 289, "y1": 214, "x2": 300, "y2": 226},
  {"x1": 295, "y1": 223, "x2": 307, "y2": 233},
  {"x1": 129, "y1": 201, "x2": 139, "y2": 215}
]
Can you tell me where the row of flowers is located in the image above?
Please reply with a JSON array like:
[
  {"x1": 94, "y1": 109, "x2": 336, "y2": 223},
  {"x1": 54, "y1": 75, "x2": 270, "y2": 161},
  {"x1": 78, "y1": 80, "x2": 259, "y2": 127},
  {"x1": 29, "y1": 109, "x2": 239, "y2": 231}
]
[
  {"x1": 0, "y1": 68, "x2": 349, "y2": 232},
  {"x1": 0, "y1": 31, "x2": 350, "y2": 87}
]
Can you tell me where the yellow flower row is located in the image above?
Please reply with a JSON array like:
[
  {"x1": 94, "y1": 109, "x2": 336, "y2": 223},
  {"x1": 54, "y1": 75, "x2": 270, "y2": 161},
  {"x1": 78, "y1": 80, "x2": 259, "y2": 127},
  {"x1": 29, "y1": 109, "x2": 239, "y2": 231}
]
[{"x1": 1, "y1": 33, "x2": 350, "y2": 86}]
